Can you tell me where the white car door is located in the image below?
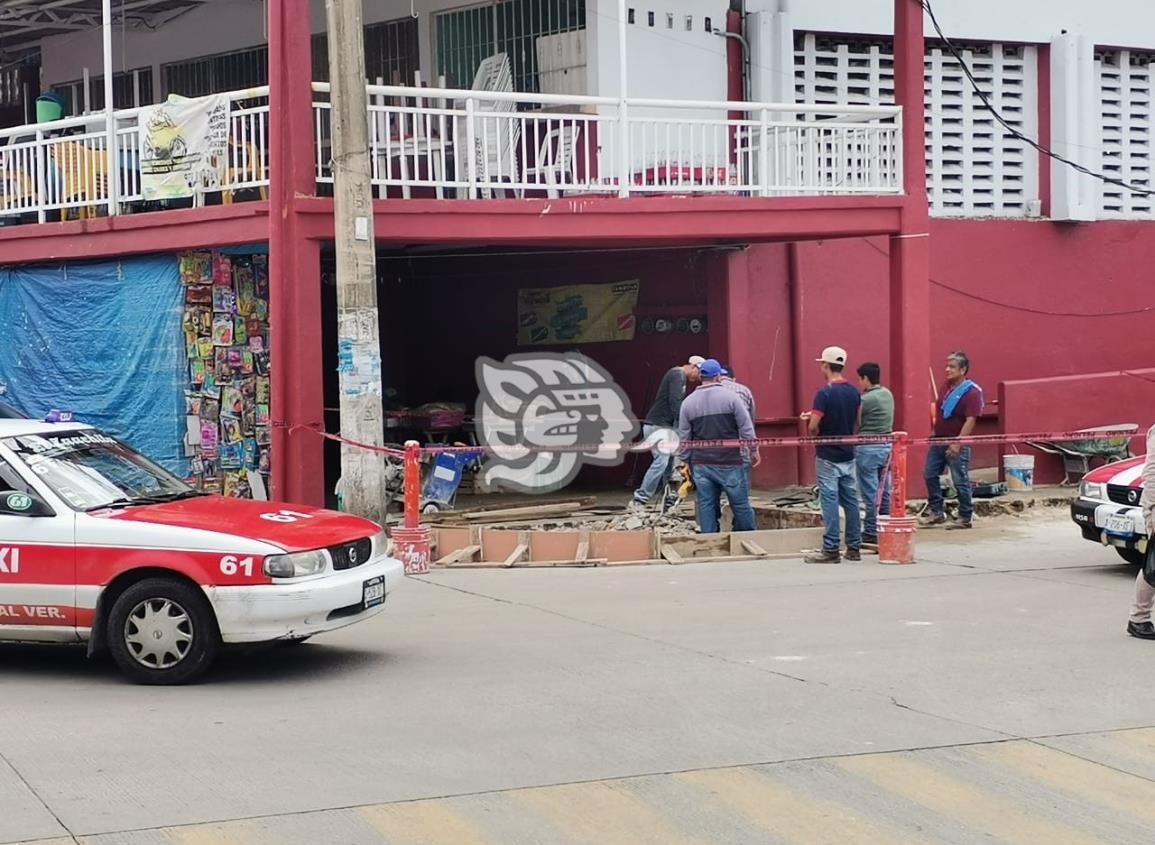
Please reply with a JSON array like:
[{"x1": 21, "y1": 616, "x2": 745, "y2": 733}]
[{"x1": 0, "y1": 454, "x2": 78, "y2": 643}]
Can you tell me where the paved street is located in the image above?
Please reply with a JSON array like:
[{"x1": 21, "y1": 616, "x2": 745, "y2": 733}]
[{"x1": 5, "y1": 511, "x2": 1155, "y2": 844}]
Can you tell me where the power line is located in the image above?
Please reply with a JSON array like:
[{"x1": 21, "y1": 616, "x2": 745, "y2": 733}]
[
  {"x1": 920, "y1": 0, "x2": 1155, "y2": 198},
  {"x1": 861, "y1": 239, "x2": 1155, "y2": 318}
]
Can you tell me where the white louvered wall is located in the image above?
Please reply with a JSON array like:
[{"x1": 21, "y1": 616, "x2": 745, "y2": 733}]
[
  {"x1": 794, "y1": 33, "x2": 1039, "y2": 218},
  {"x1": 1096, "y1": 49, "x2": 1154, "y2": 218}
]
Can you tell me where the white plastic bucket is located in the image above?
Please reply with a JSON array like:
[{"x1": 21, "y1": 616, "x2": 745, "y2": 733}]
[{"x1": 1003, "y1": 454, "x2": 1035, "y2": 491}]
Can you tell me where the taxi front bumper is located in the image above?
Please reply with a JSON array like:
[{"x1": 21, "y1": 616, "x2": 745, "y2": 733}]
[
  {"x1": 205, "y1": 557, "x2": 405, "y2": 643},
  {"x1": 1070, "y1": 498, "x2": 1148, "y2": 551}
]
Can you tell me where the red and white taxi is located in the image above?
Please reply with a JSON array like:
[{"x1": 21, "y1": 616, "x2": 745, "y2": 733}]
[
  {"x1": 1070, "y1": 456, "x2": 1148, "y2": 566},
  {"x1": 0, "y1": 419, "x2": 404, "y2": 684}
]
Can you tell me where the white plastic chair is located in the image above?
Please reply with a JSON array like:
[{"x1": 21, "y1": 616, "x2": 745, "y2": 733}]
[
  {"x1": 520, "y1": 124, "x2": 579, "y2": 198},
  {"x1": 454, "y1": 53, "x2": 520, "y2": 197}
]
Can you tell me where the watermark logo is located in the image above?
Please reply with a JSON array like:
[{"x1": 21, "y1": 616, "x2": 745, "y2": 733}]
[{"x1": 475, "y1": 353, "x2": 639, "y2": 494}]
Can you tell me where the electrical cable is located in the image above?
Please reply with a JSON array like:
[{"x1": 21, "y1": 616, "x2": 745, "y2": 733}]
[
  {"x1": 920, "y1": 0, "x2": 1155, "y2": 198},
  {"x1": 861, "y1": 238, "x2": 1155, "y2": 318}
]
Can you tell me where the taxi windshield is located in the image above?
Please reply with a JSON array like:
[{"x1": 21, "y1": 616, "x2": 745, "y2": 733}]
[{"x1": 2, "y1": 429, "x2": 196, "y2": 512}]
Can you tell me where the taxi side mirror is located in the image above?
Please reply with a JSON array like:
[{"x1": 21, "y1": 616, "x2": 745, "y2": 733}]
[{"x1": 0, "y1": 491, "x2": 54, "y2": 517}]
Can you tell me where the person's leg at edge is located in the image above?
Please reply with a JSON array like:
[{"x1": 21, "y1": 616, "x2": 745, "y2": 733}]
[
  {"x1": 693, "y1": 464, "x2": 723, "y2": 534},
  {"x1": 816, "y1": 458, "x2": 841, "y2": 552},
  {"x1": 948, "y1": 446, "x2": 974, "y2": 524},
  {"x1": 724, "y1": 465, "x2": 756, "y2": 531},
  {"x1": 840, "y1": 460, "x2": 862, "y2": 551},
  {"x1": 633, "y1": 424, "x2": 670, "y2": 504},
  {"x1": 924, "y1": 445, "x2": 948, "y2": 519}
]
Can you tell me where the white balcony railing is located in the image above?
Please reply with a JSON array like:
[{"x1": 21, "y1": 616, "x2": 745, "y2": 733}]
[
  {"x1": 0, "y1": 87, "x2": 269, "y2": 223},
  {"x1": 313, "y1": 82, "x2": 903, "y2": 200},
  {"x1": 0, "y1": 83, "x2": 900, "y2": 225}
]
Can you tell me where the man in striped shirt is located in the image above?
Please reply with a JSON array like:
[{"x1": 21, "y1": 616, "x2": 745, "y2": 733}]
[
  {"x1": 721, "y1": 365, "x2": 761, "y2": 487},
  {"x1": 678, "y1": 359, "x2": 757, "y2": 533}
]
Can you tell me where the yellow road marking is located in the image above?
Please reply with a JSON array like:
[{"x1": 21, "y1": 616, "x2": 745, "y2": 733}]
[
  {"x1": 168, "y1": 823, "x2": 264, "y2": 845},
  {"x1": 360, "y1": 800, "x2": 493, "y2": 845},
  {"x1": 973, "y1": 741, "x2": 1155, "y2": 824},
  {"x1": 677, "y1": 766, "x2": 919, "y2": 845},
  {"x1": 512, "y1": 780, "x2": 712, "y2": 845},
  {"x1": 837, "y1": 750, "x2": 1106, "y2": 845}
]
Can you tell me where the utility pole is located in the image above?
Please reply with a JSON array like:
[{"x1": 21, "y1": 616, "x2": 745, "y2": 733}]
[{"x1": 325, "y1": 0, "x2": 388, "y2": 523}]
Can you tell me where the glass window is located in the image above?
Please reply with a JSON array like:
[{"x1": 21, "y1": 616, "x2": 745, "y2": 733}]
[{"x1": 3, "y1": 430, "x2": 197, "y2": 513}]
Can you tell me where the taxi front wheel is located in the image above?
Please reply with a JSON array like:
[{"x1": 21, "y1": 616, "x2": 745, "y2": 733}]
[{"x1": 106, "y1": 578, "x2": 221, "y2": 685}]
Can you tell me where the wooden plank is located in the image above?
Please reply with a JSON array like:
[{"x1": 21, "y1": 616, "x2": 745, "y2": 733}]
[
  {"x1": 574, "y1": 531, "x2": 590, "y2": 563},
  {"x1": 459, "y1": 501, "x2": 588, "y2": 522},
  {"x1": 436, "y1": 544, "x2": 481, "y2": 565},
  {"x1": 524, "y1": 557, "x2": 608, "y2": 567},
  {"x1": 503, "y1": 532, "x2": 530, "y2": 567},
  {"x1": 660, "y1": 546, "x2": 685, "y2": 564},
  {"x1": 738, "y1": 539, "x2": 769, "y2": 557},
  {"x1": 425, "y1": 496, "x2": 598, "y2": 523}
]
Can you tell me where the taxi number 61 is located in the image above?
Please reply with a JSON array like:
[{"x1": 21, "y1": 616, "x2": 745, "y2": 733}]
[
  {"x1": 260, "y1": 509, "x2": 315, "y2": 523},
  {"x1": 219, "y1": 555, "x2": 255, "y2": 577}
]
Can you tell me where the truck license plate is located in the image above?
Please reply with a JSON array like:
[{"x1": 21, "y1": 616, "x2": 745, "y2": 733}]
[
  {"x1": 1104, "y1": 514, "x2": 1134, "y2": 535},
  {"x1": 362, "y1": 576, "x2": 386, "y2": 609}
]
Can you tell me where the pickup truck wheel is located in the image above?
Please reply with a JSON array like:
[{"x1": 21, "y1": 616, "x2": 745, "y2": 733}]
[
  {"x1": 1116, "y1": 547, "x2": 1146, "y2": 569},
  {"x1": 106, "y1": 578, "x2": 220, "y2": 685}
]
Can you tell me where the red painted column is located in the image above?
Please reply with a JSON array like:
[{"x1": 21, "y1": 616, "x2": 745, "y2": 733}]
[
  {"x1": 890, "y1": 0, "x2": 932, "y2": 447},
  {"x1": 269, "y1": 0, "x2": 326, "y2": 505}
]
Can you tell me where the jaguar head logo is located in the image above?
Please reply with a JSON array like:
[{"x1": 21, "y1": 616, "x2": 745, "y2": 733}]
[{"x1": 475, "y1": 353, "x2": 638, "y2": 494}]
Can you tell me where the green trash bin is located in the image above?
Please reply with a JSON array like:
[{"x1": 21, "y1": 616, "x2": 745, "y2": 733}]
[{"x1": 35, "y1": 92, "x2": 65, "y2": 123}]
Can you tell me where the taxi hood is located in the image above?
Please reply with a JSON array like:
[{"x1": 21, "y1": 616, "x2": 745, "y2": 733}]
[
  {"x1": 105, "y1": 496, "x2": 380, "y2": 553},
  {"x1": 1083, "y1": 456, "x2": 1146, "y2": 487}
]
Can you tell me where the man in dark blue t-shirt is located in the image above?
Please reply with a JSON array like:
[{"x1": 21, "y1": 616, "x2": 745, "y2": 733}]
[{"x1": 800, "y1": 346, "x2": 862, "y2": 563}]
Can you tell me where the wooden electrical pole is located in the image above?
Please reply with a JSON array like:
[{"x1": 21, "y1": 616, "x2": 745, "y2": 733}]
[{"x1": 325, "y1": 0, "x2": 388, "y2": 523}]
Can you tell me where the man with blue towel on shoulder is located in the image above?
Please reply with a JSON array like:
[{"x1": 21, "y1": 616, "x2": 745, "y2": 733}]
[{"x1": 922, "y1": 351, "x2": 983, "y2": 529}]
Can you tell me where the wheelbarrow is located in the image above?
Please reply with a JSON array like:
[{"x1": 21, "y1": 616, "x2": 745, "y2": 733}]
[{"x1": 1026, "y1": 423, "x2": 1139, "y2": 486}]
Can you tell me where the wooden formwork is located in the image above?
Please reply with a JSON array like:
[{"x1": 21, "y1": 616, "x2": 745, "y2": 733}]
[{"x1": 429, "y1": 526, "x2": 824, "y2": 569}]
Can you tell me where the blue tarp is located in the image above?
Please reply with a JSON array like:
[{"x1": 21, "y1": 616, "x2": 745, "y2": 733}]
[{"x1": 0, "y1": 255, "x2": 187, "y2": 475}]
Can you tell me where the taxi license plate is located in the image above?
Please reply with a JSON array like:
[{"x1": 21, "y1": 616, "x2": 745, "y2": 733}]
[
  {"x1": 362, "y1": 576, "x2": 386, "y2": 609},
  {"x1": 1104, "y1": 514, "x2": 1134, "y2": 535}
]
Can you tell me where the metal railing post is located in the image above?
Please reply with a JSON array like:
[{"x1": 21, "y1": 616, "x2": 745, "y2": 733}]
[
  {"x1": 758, "y1": 107, "x2": 770, "y2": 197},
  {"x1": 465, "y1": 97, "x2": 478, "y2": 199},
  {"x1": 34, "y1": 129, "x2": 47, "y2": 224}
]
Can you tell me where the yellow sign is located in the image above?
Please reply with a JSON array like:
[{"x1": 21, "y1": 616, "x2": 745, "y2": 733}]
[{"x1": 517, "y1": 281, "x2": 640, "y2": 346}]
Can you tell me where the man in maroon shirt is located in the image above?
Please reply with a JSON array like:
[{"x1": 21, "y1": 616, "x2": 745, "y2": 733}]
[{"x1": 921, "y1": 351, "x2": 983, "y2": 529}]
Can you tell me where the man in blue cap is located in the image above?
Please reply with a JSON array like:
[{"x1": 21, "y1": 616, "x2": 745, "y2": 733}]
[{"x1": 677, "y1": 358, "x2": 757, "y2": 533}]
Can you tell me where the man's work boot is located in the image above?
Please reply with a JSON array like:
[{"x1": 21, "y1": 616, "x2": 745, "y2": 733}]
[
  {"x1": 919, "y1": 513, "x2": 946, "y2": 527},
  {"x1": 805, "y1": 549, "x2": 841, "y2": 564},
  {"x1": 945, "y1": 519, "x2": 973, "y2": 531},
  {"x1": 845, "y1": 548, "x2": 862, "y2": 562},
  {"x1": 1127, "y1": 621, "x2": 1155, "y2": 640}
]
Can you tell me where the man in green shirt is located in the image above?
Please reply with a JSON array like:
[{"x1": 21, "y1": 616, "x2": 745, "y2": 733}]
[{"x1": 856, "y1": 362, "x2": 895, "y2": 545}]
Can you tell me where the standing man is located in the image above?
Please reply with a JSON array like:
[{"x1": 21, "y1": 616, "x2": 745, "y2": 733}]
[
  {"x1": 855, "y1": 362, "x2": 895, "y2": 546},
  {"x1": 678, "y1": 358, "x2": 757, "y2": 533},
  {"x1": 1126, "y1": 423, "x2": 1155, "y2": 639},
  {"x1": 922, "y1": 351, "x2": 983, "y2": 529},
  {"x1": 801, "y1": 346, "x2": 862, "y2": 563},
  {"x1": 720, "y1": 365, "x2": 761, "y2": 487},
  {"x1": 632, "y1": 355, "x2": 704, "y2": 509}
]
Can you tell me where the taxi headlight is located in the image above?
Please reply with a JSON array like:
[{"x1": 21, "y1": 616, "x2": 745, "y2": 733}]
[
  {"x1": 1079, "y1": 481, "x2": 1106, "y2": 501},
  {"x1": 370, "y1": 529, "x2": 388, "y2": 559},
  {"x1": 263, "y1": 550, "x2": 328, "y2": 578}
]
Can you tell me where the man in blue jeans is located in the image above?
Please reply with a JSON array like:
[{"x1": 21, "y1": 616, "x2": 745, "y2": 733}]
[
  {"x1": 855, "y1": 362, "x2": 894, "y2": 545},
  {"x1": 632, "y1": 355, "x2": 704, "y2": 508},
  {"x1": 677, "y1": 358, "x2": 757, "y2": 533},
  {"x1": 922, "y1": 351, "x2": 983, "y2": 529},
  {"x1": 801, "y1": 346, "x2": 862, "y2": 563}
]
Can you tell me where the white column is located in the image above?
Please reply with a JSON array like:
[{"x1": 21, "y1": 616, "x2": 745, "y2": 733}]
[
  {"x1": 102, "y1": 0, "x2": 120, "y2": 215},
  {"x1": 616, "y1": 0, "x2": 629, "y2": 197}
]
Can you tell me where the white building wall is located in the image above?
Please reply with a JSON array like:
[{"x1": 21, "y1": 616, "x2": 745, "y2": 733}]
[
  {"x1": 38, "y1": 0, "x2": 496, "y2": 91},
  {"x1": 782, "y1": 0, "x2": 1155, "y2": 51}
]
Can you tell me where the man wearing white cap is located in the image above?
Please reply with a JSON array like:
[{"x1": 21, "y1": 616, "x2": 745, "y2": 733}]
[
  {"x1": 800, "y1": 346, "x2": 862, "y2": 563},
  {"x1": 632, "y1": 355, "x2": 704, "y2": 508}
]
